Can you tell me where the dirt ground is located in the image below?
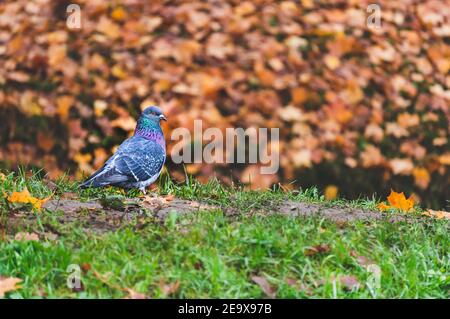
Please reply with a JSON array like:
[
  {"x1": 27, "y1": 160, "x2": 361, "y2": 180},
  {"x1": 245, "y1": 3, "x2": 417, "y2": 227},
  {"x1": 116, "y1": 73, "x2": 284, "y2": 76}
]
[{"x1": 3, "y1": 195, "x2": 409, "y2": 235}]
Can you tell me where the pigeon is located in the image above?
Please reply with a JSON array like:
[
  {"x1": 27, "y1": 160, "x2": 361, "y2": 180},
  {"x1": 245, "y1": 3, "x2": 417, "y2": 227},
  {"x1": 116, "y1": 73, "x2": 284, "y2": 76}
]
[{"x1": 80, "y1": 106, "x2": 167, "y2": 194}]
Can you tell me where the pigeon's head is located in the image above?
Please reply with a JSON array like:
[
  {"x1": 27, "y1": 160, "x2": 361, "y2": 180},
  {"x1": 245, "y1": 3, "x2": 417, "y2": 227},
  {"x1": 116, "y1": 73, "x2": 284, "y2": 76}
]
[{"x1": 141, "y1": 106, "x2": 167, "y2": 122}]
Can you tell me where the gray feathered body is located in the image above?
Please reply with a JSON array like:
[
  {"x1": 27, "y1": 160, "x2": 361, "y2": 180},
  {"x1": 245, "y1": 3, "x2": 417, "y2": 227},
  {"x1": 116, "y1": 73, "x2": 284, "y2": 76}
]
[{"x1": 80, "y1": 107, "x2": 166, "y2": 193}]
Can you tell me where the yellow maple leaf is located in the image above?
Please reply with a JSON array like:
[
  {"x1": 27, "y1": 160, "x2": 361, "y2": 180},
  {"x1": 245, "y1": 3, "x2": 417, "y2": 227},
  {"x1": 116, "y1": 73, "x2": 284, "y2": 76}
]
[
  {"x1": 387, "y1": 190, "x2": 414, "y2": 212},
  {"x1": 7, "y1": 188, "x2": 49, "y2": 210},
  {"x1": 378, "y1": 190, "x2": 414, "y2": 212}
]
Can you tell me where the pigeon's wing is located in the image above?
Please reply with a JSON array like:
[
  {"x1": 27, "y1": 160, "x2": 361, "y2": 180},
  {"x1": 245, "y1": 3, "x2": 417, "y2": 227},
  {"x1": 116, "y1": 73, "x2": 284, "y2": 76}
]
[
  {"x1": 114, "y1": 138, "x2": 166, "y2": 183},
  {"x1": 80, "y1": 137, "x2": 165, "y2": 188}
]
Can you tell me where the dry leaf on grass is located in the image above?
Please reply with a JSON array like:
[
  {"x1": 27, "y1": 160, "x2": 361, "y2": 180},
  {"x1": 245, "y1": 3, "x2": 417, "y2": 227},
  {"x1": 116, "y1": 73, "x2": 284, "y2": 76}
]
[
  {"x1": 423, "y1": 209, "x2": 450, "y2": 220},
  {"x1": 251, "y1": 275, "x2": 276, "y2": 298},
  {"x1": 285, "y1": 278, "x2": 313, "y2": 295},
  {"x1": 377, "y1": 190, "x2": 414, "y2": 212},
  {"x1": 159, "y1": 280, "x2": 180, "y2": 296},
  {"x1": 7, "y1": 188, "x2": 49, "y2": 210},
  {"x1": 304, "y1": 244, "x2": 331, "y2": 256},
  {"x1": 14, "y1": 232, "x2": 39, "y2": 241},
  {"x1": 350, "y1": 251, "x2": 375, "y2": 267},
  {"x1": 324, "y1": 185, "x2": 338, "y2": 200},
  {"x1": 0, "y1": 277, "x2": 22, "y2": 297},
  {"x1": 124, "y1": 288, "x2": 147, "y2": 299},
  {"x1": 339, "y1": 275, "x2": 360, "y2": 291}
]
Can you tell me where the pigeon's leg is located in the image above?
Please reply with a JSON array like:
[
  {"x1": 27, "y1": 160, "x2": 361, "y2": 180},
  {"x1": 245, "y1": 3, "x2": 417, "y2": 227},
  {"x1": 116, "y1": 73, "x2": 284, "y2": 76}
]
[{"x1": 140, "y1": 187, "x2": 147, "y2": 195}]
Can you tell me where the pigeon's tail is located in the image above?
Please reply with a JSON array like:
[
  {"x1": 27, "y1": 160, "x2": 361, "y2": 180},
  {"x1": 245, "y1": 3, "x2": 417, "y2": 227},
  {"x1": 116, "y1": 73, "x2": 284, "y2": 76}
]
[
  {"x1": 79, "y1": 180, "x2": 99, "y2": 189},
  {"x1": 79, "y1": 163, "x2": 130, "y2": 189},
  {"x1": 79, "y1": 167, "x2": 108, "y2": 189}
]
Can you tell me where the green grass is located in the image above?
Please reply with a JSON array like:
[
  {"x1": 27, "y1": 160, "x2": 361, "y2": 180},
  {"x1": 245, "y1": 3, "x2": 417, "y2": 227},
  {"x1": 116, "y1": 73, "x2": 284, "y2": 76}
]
[{"x1": 0, "y1": 170, "x2": 449, "y2": 298}]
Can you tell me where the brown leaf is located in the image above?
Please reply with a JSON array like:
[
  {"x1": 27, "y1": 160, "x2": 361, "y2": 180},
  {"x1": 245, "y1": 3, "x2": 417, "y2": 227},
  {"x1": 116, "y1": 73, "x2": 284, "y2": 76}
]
[
  {"x1": 159, "y1": 280, "x2": 180, "y2": 296},
  {"x1": 350, "y1": 251, "x2": 374, "y2": 267},
  {"x1": 251, "y1": 275, "x2": 276, "y2": 298},
  {"x1": 81, "y1": 263, "x2": 92, "y2": 273},
  {"x1": 37, "y1": 132, "x2": 55, "y2": 152},
  {"x1": 304, "y1": 244, "x2": 331, "y2": 256},
  {"x1": 124, "y1": 288, "x2": 147, "y2": 299},
  {"x1": 339, "y1": 275, "x2": 360, "y2": 291},
  {"x1": 14, "y1": 232, "x2": 39, "y2": 242},
  {"x1": 285, "y1": 277, "x2": 313, "y2": 295},
  {"x1": 0, "y1": 277, "x2": 22, "y2": 297},
  {"x1": 423, "y1": 209, "x2": 450, "y2": 220},
  {"x1": 163, "y1": 194, "x2": 175, "y2": 202}
]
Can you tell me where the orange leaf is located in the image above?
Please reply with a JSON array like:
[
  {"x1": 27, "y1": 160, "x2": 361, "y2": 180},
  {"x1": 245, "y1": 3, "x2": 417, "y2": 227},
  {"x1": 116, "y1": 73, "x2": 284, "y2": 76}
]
[
  {"x1": 377, "y1": 202, "x2": 390, "y2": 211},
  {"x1": 386, "y1": 190, "x2": 414, "y2": 212},
  {"x1": 111, "y1": 7, "x2": 127, "y2": 22},
  {"x1": 7, "y1": 188, "x2": 49, "y2": 210},
  {"x1": 412, "y1": 167, "x2": 430, "y2": 190},
  {"x1": 324, "y1": 185, "x2": 338, "y2": 200}
]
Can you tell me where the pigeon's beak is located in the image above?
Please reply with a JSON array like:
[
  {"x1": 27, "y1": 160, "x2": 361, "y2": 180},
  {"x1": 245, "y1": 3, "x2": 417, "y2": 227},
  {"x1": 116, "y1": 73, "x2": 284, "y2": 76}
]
[{"x1": 159, "y1": 114, "x2": 167, "y2": 121}]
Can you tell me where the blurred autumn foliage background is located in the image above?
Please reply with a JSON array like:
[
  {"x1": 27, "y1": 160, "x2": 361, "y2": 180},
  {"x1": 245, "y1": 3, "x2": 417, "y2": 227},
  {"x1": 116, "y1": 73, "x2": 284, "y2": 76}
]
[{"x1": 0, "y1": 0, "x2": 448, "y2": 208}]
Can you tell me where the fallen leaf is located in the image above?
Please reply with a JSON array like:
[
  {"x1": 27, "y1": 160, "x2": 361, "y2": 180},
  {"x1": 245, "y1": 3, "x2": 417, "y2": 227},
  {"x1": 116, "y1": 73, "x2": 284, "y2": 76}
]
[
  {"x1": 111, "y1": 7, "x2": 127, "y2": 22},
  {"x1": 304, "y1": 244, "x2": 331, "y2": 256},
  {"x1": 163, "y1": 194, "x2": 175, "y2": 202},
  {"x1": 111, "y1": 64, "x2": 127, "y2": 80},
  {"x1": 324, "y1": 185, "x2": 338, "y2": 200},
  {"x1": 439, "y1": 153, "x2": 450, "y2": 165},
  {"x1": 111, "y1": 116, "x2": 136, "y2": 132},
  {"x1": 7, "y1": 188, "x2": 49, "y2": 210},
  {"x1": 285, "y1": 278, "x2": 313, "y2": 295},
  {"x1": 124, "y1": 288, "x2": 147, "y2": 299},
  {"x1": 14, "y1": 232, "x2": 39, "y2": 241},
  {"x1": 81, "y1": 263, "x2": 92, "y2": 273},
  {"x1": 339, "y1": 275, "x2": 360, "y2": 291},
  {"x1": 0, "y1": 277, "x2": 22, "y2": 297},
  {"x1": 412, "y1": 167, "x2": 430, "y2": 189},
  {"x1": 423, "y1": 209, "x2": 450, "y2": 220},
  {"x1": 378, "y1": 190, "x2": 414, "y2": 212},
  {"x1": 377, "y1": 202, "x2": 390, "y2": 211},
  {"x1": 324, "y1": 55, "x2": 341, "y2": 70},
  {"x1": 8, "y1": 71, "x2": 30, "y2": 83},
  {"x1": 389, "y1": 158, "x2": 414, "y2": 175},
  {"x1": 159, "y1": 280, "x2": 180, "y2": 296},
  {"x1": 387, "y1": 190, "x2": 414, "y2": 212},
  {"x1": 350, "y1": 251, "x2": 375, "y2": 267},
  {"x1": 37, "y1": 132, "x2": 55, "y2": 152},
  {"x1": 251, "y1": 275, "x2": 276, "y2": 298},
  {"x1": 94, "y1": 100, "x2": 108, "y2": 117}
]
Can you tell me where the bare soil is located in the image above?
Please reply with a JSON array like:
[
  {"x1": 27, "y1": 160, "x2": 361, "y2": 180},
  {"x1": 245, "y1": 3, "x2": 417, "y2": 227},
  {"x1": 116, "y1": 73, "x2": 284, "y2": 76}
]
[{"x1": 4, "y1": 196, "x2": 406, "y2": 234}]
